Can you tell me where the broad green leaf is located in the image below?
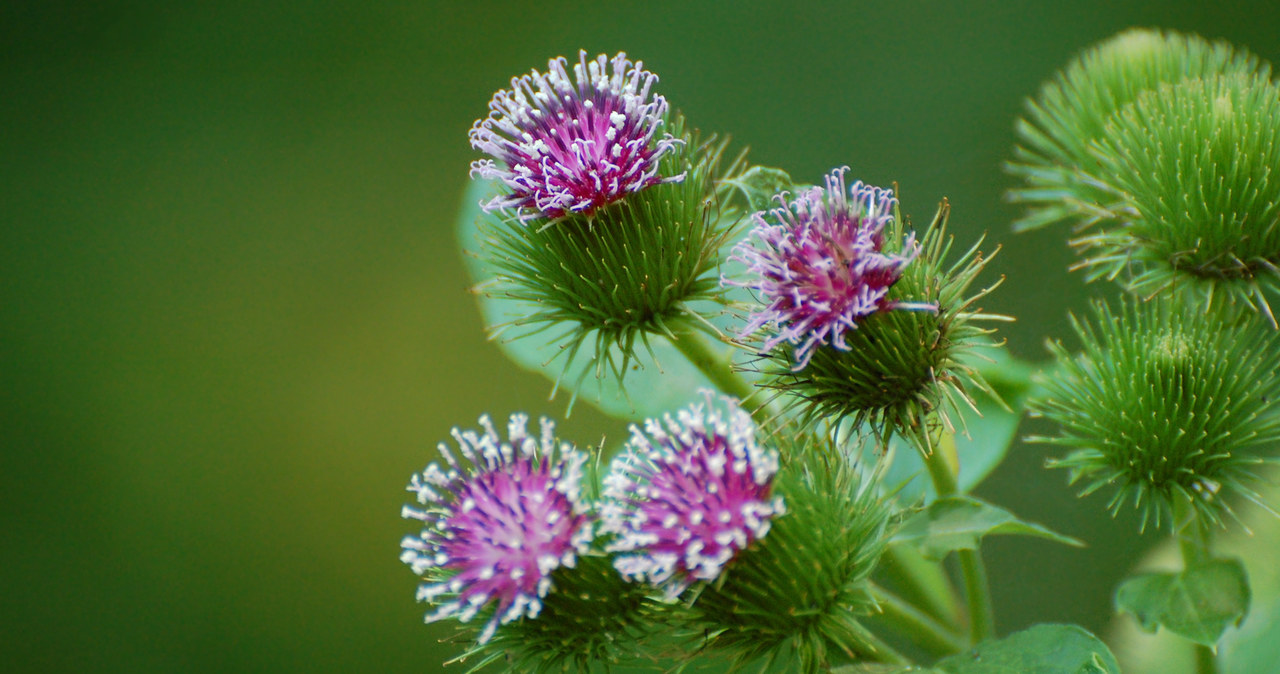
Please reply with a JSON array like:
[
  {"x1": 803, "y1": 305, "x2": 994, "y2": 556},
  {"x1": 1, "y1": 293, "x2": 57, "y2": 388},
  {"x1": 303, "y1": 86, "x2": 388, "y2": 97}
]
[
  {"x1": 455, "y1": 178, "x2": 718, "y2": 419},
  {"x1": 934, "y1": 624, "x2": 1121, "y2": 674},
  {"x1": 892, "y1": 496, "x2": 1083, "y2": 560},
  {"x1": 857, "y1": 349, "x2": 1036, "y2": 503},
  {"x1": 1116, "y1": 557, "x2": 1250, "y2": 647},
  {"x1": 718, "y1": 165, "x2": 792, "y2": 213}
]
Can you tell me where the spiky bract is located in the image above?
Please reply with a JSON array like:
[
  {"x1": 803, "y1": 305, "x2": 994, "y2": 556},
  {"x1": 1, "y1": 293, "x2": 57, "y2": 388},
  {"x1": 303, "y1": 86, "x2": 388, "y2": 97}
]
[
  {"x1": 754, "y1": 198, "x2": 1004, "y2": 450},
  {"x1": 477, "y1": 115, "x2": 742, "y2": 395},
  {"x1": 1029, "y1": 299, "x2": 1280, "y2": 531},
  {"x1": 1007, "y1": 28, "x2": 1266, "y2": 232},
  {"x1": 1080, "y1": 73, "x2": 1280, "y2": 322},
  {"x1": 683, "y1": 436, "x2": 892, "y2": 673},
  {"x1": 457, "y1": 554, "x2": 657, "y2": 674}
]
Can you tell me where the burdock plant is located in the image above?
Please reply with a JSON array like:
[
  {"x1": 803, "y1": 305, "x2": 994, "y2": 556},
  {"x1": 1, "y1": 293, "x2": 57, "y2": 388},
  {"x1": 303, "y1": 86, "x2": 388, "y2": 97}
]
[{"x1": 402, "y1": 32, "x2": 1280, "y2": 674}]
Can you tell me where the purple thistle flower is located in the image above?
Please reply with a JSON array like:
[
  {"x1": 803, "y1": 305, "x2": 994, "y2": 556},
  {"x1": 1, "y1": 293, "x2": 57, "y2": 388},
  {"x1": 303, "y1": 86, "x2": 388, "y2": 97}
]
[
  {"x1": 728, "y1": 167, "x2": 934, "y2": 370},
  {"x1": 601, "y1": 392, "x2": 785, "y2": 597},
  {"x1": 400, "y1": 413, "x2": 592, "y2": 644},
  {"x1": 469, "y1": 50, "x2": 685, "y2": 222}
]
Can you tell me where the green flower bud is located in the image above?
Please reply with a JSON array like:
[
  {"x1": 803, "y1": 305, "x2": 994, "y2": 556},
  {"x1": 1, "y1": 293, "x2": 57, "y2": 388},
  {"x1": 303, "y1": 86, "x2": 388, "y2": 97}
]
[
  {"x1": 680, "y1": 436, "x2": 893, "y2": 672},
  {"x1": 1080, "y1": 73, "x2": 1280, "y2": 323},
  {"x1": 1007, "y1": 28, "x2": 1265, "y2": 232},
  {"x1": 1029, "y1": 299, "x2": 1280, "y2": 532}
]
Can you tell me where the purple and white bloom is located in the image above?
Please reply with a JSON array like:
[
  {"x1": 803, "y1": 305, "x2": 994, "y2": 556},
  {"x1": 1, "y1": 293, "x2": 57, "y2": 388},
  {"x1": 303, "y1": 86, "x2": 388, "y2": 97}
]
[
  {"x1": 601, "y1": 392, "x2": 785, "y2": 597},
  {"x1": 400, "y1": 413, "x2": 592, "y2": 644},
  {"x1": 728, "y1": 167, "x2": 934, "y2": 370},
  {"x1": 469, "y1": 50, "x2": 685, "y2": 222}
]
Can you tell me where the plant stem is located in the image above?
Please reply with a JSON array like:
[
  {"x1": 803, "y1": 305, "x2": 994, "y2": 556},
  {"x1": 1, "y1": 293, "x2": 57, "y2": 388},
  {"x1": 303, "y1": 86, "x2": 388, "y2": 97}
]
[
  {"x1": 666, "y1": 327, "x2": 760, "y2": 411},
  {"x1": 868, "y1": 582, "x2": 968, "y2": 657},
  {"x1": 920, "y1": 430, "x2": 995, "y2": 644},
  {"x1": 1174, "y1": 499, "x2": 1219, "y2": 674},
  {"x1": 880, "y1": 544, "x2": 964, "y2": 626}
]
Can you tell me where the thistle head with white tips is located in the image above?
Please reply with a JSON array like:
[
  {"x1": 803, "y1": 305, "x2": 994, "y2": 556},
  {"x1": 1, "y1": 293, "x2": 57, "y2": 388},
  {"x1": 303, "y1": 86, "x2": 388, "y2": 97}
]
[
  {"x1": 399, "y1": 413, "x2": 592, "y2": 644},
  {"x1": 600, "y1": 391, "x2": 784, "y2": 597},
  {"x1": 469, "y1": 50, "x2": 685, "y2": 223}
]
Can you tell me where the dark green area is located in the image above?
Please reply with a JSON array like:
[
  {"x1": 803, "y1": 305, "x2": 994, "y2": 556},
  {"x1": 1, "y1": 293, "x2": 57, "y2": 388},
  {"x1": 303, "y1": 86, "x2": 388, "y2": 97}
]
[{"x1": 5, "y1": 2, "x2": 1280, "y2": 672}]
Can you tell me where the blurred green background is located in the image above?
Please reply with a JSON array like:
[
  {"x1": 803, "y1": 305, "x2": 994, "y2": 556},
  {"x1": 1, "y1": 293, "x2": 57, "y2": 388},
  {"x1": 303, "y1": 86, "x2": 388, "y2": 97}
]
[{"x1": 5, "y1": 2, "x2": 1279, "y2": 672}]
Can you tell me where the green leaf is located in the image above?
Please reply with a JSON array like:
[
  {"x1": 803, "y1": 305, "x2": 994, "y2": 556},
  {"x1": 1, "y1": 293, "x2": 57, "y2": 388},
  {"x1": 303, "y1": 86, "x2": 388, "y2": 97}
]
[
  {"x1": 718, "y1": 165, "x2": 792, "y2": 212},
  {"x1": 456, "y1": 178, "x2": 716, "y2": 418},
  {"x1": 892, "y1": 496, "x2": 1083, "y2": 560},
  {"x1": 1116, "y1": 557, "x2": 1251, "y2": 647},
  {"x1": 934, "y1": 624, "x2": 1121, "y2": 673}
]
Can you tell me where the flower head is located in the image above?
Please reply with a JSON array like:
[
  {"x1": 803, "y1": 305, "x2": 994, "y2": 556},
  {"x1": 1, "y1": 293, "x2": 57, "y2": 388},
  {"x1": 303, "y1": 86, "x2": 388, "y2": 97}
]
[
  {"x1": 400, "y1": 413, "x2": 592, "y2": 643},
  {"x1": 601, "y1": 392, "x2": 784, "y2": 596},
  {"x1": 730, "y1": 167, "x2": 931, "y2": 370},
  {"x1": 1030, "y1": 299, "x2": 1280, "y2": 531},
  {"x1": 470, "y1": 50, "x2": 684, "y2": 222}
]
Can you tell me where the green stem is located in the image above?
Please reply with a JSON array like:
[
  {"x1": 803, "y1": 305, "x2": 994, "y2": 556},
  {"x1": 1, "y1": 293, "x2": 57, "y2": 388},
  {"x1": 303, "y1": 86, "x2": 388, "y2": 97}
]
[
  {"x1": 920, "y1": 430, "x2": 995, "y2": 644},
  {"x1": 666, "y1": 328, "x2": 760, "y2": 411},
  {"x1": 868, "y1": 582, "x2": 968, "y2": 657},
  {"x1": 1174, "y1": 499, "x2": 1219, "y2": 674},
  {"x1": 879, "y1": 543, "x2": 964, "y2": 626}
]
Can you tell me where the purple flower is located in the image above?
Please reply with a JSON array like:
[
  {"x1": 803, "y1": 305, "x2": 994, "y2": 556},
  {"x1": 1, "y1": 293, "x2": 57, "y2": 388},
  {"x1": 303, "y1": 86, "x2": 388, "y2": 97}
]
[
  {"x1": 400, "y1": 414, "x2": 592, "y2": 644},
  {"x1": 469, "y1": 50, "x2": 685, "y2": 222},
  {"x1": 728, "y1": 167, "x2": 934, "y2": 370},
  {"x1": 601, "y1": 392, "x2": 784, "y2": 596}
]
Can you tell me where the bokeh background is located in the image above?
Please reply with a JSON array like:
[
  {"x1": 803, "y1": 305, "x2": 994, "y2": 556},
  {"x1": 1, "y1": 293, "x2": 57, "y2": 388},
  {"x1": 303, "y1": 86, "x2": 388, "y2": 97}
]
[{"x1": 6, "y1": 2, "x2": 1280, "y2": 672}]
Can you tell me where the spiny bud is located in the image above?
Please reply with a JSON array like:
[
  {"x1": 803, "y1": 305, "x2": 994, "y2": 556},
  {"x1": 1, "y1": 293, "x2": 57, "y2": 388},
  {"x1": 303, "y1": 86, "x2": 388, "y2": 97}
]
[
  {"x1": 469, "y1": 53, "x2": 743, "y2": 401},
  {"x1": 1028, "y1": 298, "x2": 1280, "y2": 532},
  {"x1": 733, "y1": 170, "x2": 1005, "y2": 450},
  {"x1": 1006, "y1": 28, "x2": 1266, "y2": 232},
  {"x1": 1081, "y1": 73, "x2": 1280, "y2": 324}
]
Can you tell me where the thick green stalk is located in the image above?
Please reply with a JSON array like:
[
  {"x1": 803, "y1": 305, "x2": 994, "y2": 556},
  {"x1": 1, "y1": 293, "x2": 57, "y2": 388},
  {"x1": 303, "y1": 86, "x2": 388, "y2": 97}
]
[
  {"x1": 1174, "y1": 499, "x2": 1219, "y2": 674},
  {"x1": 921, "y1": 431, "x2": 995, "y2": 644},
  {"x1": 879, "y1": 544, "x2": 964, "y2": 626},
  {"x1": 666, "y1": 327, "x2": 761, "y2": 411},
  {"x1": 868, "y1": 582, "x2": 968, "y2": 657}
]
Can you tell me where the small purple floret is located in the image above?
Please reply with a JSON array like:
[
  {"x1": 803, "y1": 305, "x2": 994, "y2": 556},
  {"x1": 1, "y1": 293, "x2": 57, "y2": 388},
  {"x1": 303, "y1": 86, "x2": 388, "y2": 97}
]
[
  {"x1": 469, "y1": 50, "x2": 685, "y2": 222},
  {"x1": 728, "y1": 167, "x2": 933, "y2": 370},
  {"x1": 601, "y1": 392, "x2": 784, "y2": 596},
  {"x1": 400, "y1": 414, "x2": 592, "y2": 643}
]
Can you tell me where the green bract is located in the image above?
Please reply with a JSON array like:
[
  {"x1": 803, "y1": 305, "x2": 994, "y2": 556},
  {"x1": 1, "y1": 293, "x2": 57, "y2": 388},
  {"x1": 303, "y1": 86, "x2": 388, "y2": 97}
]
[
  {"x1": 755, "y1": 200, "x2": 1005, "y2": 452},
  {"x1": 457, "y1": 555, "x2": 657, "y2": 674},
  {"x1": 1029, "y1": 299, "x2": 1280, "y2": 531},
  {"x1": 1007, "y1": 27, "x2": 1266, "y2": 232},
  {"x1": 476, "y1": 115, "x2": 743, "y2": 398},
  {"x1": 1082, "y1": 73, "x2": 1280, "y2": 322},
  {"x1": 683, "y1": 436, "x2": 892, "y2": 673}
]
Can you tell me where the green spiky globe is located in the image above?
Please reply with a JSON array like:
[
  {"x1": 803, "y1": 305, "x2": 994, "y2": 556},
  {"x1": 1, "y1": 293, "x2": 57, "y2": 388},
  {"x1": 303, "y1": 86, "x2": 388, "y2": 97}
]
[
  {"x1": 479, "y1": 115, "x2": 743, "y2": 386},
  {"x1": 460, "y1": 554, "x2": 656, "y2": 674},
  {"x1": 1029, "y1": 299, "x2": 1280, "y2": 531},
  {"x1": 1007, "y1": 28, "x2": 1266, "y2": 232},
  {"x1": 758, "y1": 200, "x2": 1004, "y2": 450},
  {"x1": 683, "y1": 437, "x2": 892, "y2": 673},
  {"x1": 1081, "y1": 73, "x2": 1280, "y2": 319}
]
